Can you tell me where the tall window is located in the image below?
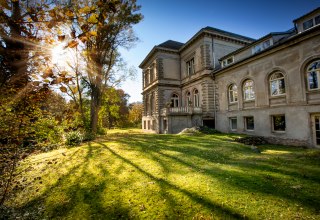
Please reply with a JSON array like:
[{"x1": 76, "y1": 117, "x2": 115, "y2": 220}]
[
  {"x1": 149, "y1": 67, "x2": 153, "y2": 82},
  {"x1": 228, "y1": 84, "x2": 238, "y2": 103},
  {"x1": 186, "y1": 91, "x2": 191, "y2": 106},
  {"x1": 170, "y1": 94, "x2": 179, "y2": 107},
  {"x1": 307, "y1": 60, "x2": 320, "y2": 90},
  {"x1": 270, "y1": 72, "x2": 286, "y2": 96},
  {"x1": 186, "y1": 58, "x2": 195, "y2": 76},
  {"x1": 150, "y1": 93, "x2": 155, "y2": 114},
  {"x1": 193, "y1": 89, "x2": 200, "y2": 107},
  {"x1": 145, "y1": 96, "x2": 148, "y2": 115},
  {"x1": 243, "y1": 79, "x2": 255, "y2": 101}
]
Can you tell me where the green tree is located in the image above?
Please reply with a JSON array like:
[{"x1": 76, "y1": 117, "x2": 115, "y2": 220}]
[
  {"x1": 61, "y1": 0, "x2": 142, "y2": 133},
  {"x1": 100, "y1": 88, "x2": 130, "y2": 129},
  {"x1": 128, "y1": 102, "x2": 143, "y2": 127}
]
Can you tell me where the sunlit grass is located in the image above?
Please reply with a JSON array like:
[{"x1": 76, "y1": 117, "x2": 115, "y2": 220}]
[{"x1": 8, "y1": 130, "x2": 320, "y2": 219}]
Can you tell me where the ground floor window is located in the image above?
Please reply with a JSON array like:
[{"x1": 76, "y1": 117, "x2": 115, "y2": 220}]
[
  {"x1": 148, "y1": 121, "x2": 150, "y2": 130},
  {"x1": 143, "y1": 121, "x2": 146, "y2": 129},
  {"x1": 244, "y1": 116, "x2": 254, "y2": 131},
  {"x1": 272, "y1": 115, "x2": 286, "y2": 132},
  {"x1": 229, "y1": 117, "x2": 237, "y2": 131}
]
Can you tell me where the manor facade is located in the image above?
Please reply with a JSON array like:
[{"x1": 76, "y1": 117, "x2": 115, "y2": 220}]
[{"x1": 140, "y1": 8, "x2": 320, "y2": 148}]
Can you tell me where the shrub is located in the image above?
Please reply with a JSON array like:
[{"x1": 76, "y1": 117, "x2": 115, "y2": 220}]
[
  {"x1": 199, "y1": 126, "x2": 221, "y2": 134},
  {"x1": 65, "y1": 131, "x2": 83, "y2": 146},
  {"x1": 234, "y1": 136, "x2": 268, "y2": 145},
  {"x1": 82, "y1": 132, "x2": 96, "y2": 142}
]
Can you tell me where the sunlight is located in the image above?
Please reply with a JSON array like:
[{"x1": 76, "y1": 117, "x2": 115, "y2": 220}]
[{"x1": 50, "y1": 43, "x2": 74, "y2": 69}]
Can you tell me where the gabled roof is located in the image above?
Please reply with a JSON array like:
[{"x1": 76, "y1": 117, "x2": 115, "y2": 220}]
[
  {"x1": 157, "y1": 40, "x2": 184, "y2": 50},
  {"x1": 293, "y1": 7, "x2": 320, "y2": 23},
  {"x1": 139, "y1": 40, "x2": 184, "y2": 68},
  {"x1": 179, "y1": 26, "x2": 255, "y2": 52}
]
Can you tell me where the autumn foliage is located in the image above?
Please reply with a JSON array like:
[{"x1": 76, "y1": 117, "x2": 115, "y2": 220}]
[{"x1": 0, "y1": 0, "x2": 142, "y2": 206}]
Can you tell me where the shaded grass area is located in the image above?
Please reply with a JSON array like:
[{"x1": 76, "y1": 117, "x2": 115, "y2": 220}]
[{"x1": 6, "y1": 129, "x2": 320, "y2": 219}]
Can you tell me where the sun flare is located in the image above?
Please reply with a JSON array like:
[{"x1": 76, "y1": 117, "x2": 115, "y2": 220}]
[{"x1": 51, "y1": 43, "x2": 74, "y2": 69}]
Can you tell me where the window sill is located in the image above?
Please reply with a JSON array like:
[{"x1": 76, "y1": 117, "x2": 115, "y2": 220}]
[
  {"x1": 269, "y1": 94, "x2": 286, "y2": 99},
  {"x1": 306, "y1": 89, "x2": 320, "y2": 93},
  {"x1": 229, "y1": 102, "x2": 238, "y2": 105},
  {"x1": 243, "y1": 100, "x2": 255, "y2": 103},
  {"x1": 272, "y1": 130, "x2": 286, "y2": 134}
]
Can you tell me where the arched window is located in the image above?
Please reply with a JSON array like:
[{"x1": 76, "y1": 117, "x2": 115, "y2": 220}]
[
  {"x1": 243, "y1": 79, "x2": 255, "y2": 101},
  {"x1": 228, "y1": 84, "x2": 238, "y2": 103},
  {"x1": 307, "y1": 60, "x2": 320, "y2": 90},
  {"x1": 194, "y1": 89, "x2": 200, "y2": 107},
  {"x1": 270, "y1": 72, "x2": 286, "y2": 96},
  {"x1": 170, "y1": 94, "x2": 179, "y2": 107},
  {"x1": 186, "y1": 91, "x2": 191, "y2": 106}
]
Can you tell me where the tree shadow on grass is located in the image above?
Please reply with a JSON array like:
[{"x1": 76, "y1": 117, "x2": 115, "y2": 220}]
[
  {"x1": 103, "y1": 133, "x2": 320, "y2": 215},
  {"x1": 14, "y1": 143, "x2": 133, "y2": 219},
  {"x1": 12, "y1": 132, "x2": 320, "y2": 219},
  {"x1": 96, "y1": 142, "x2": 245, "y2": 219}
]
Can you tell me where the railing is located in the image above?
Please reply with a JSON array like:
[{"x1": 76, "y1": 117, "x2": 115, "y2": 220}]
[{"x1": 161, "y1": 107, "x2": 202, "y2": 115}]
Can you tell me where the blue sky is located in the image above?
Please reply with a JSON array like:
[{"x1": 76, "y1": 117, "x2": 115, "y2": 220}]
[{"x1": 120, "y1": 0, "x2": 320, "y2": 103}]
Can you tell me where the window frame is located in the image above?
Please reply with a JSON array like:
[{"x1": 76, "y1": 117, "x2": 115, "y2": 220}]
[
  {"x1": 222, "y1": 56, "x2": 234, "y2": 67},
  {"x1": 170, "y1": 93, "x2": 179, "y2": 107},
  {"x1": 228, "y1": 84, "x2": 238, "y2": 103},
  {"x1": 243, "y1": 79, "x2": 255, "y2": 101},
  {"x1": 306, "y1": 60, "x2": 320, "y2": 91},
  {"x1": 186, "y1": 58, "x2": 195, "y2": 76},
  {"x1": 193, "y1": 89, "x2": 200, "y2": 107},
  {"x1": 271, "y1": 115, "x2": 286, "y2": 133},
  {"x1": 303, "y1": 19, "x2": 314, "y2": 30},
  {"x1": 186, "y1": 91, "x2": 191, "y2": 106},
  {"x1": 269, "y1": 72, "x2": 286, "y2": 97},
  {"x1": 244, "y1": 116, "x2": 254, "y2": 131},
  {"x1": 315, "y1": 15, "x2": 320, "y2": 25},
  {"x1": 229, "y1": 117, "x2": 237, "y2": 131}
]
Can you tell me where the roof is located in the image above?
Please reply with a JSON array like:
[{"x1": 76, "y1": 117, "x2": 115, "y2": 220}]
[
  {"x1": 214, "y1": 25, "x2": 320, "y2": 75},
  {"x1": 203, "y1": 26, "x2": 256, "y2": 42},
  {"x1": 293, "y1": 7, "x2": 320, "y2": 22},
  {"x1": 139, "y1": 26, "x2": 255, "y2": 68},
  {"x1": 157, "y1": 40, "x2": 184, "y2": 50},
  {"x1": 219, "y1": 29, "x2": 296, "y2": 61}
]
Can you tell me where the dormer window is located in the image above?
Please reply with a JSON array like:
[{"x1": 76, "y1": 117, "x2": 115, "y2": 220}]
[
  {"x1": 252, "y1": 39, "x2": 272, "y2": 55},
  {"x1": 303, "y1": 19, "x2": 314, "y2": 30},
  {"x1": 222, "y1": 56, "x2": 234, "y2": 67},
  {"x1": 316, "y1": 15, "x2": 320, "y2": 25},
  {"x1": 302, "y1": 14, "x2": 320, "y2": 31},
  {"x1": 186, "y1": 58, "x2": 195, "y2": 76}
]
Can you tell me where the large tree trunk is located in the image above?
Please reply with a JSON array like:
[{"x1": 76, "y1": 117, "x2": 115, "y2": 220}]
[{"x1": 90, "y1": 85, "x2": 101, "y2": 134}]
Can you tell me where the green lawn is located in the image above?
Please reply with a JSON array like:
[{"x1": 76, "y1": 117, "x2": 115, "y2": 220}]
[{"x1": 7, "y1": 129, "x2": 320, "y2": 219}]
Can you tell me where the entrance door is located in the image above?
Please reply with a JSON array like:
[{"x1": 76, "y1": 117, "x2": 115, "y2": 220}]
[{"x1": 315, "y1": 116, "x2": 320, "y2": 147}]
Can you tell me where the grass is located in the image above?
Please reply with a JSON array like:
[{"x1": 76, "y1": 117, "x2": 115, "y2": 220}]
[{"x1": 6, "y1": 129, "x2": 320, "y2": 219}]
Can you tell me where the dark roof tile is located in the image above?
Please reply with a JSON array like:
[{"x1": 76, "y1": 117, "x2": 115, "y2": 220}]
[{"x1": 157, "y1": 40, "x2": 184, "y2": 50}]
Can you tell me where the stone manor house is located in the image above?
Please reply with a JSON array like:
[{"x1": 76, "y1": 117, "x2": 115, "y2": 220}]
[{"x1": 140, "y1": 8, "x2": 320, "y2": 148}]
